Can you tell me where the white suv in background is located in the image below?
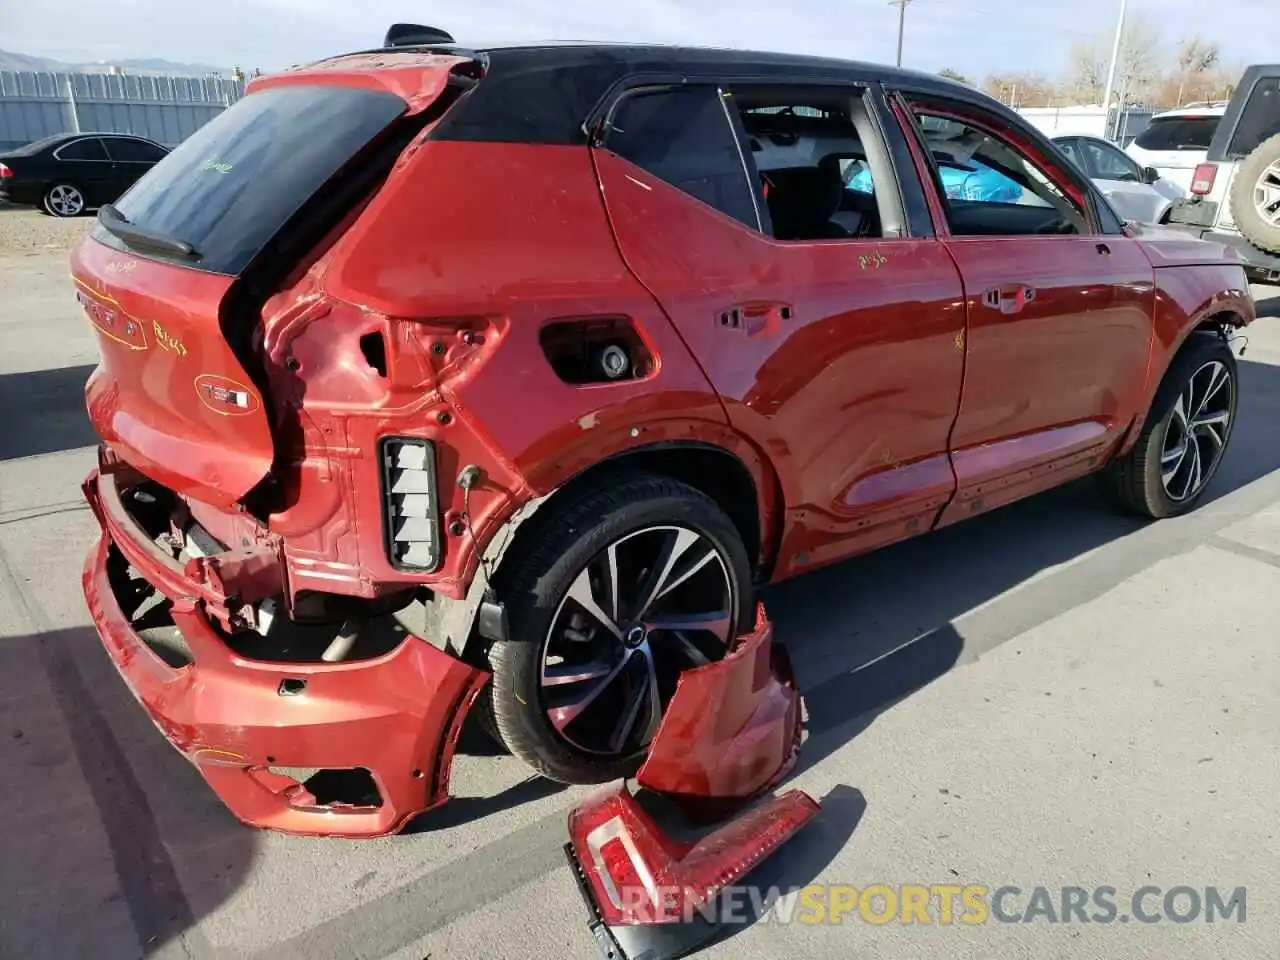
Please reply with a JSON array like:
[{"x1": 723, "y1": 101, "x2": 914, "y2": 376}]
[
  {"x1": 1165, "y1": 66, "x2": 1280, "y2": 285},
  {"x1": 1126, "y1": 104, "x2": 1226, "y2": 196}
]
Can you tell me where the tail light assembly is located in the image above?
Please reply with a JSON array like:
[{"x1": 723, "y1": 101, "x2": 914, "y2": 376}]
[
  {"x1": 565, "y1": 780, "x2": 820, "y2": 960},
  {"x1": 0, "y1": 163, "x2": 12, "y2": 179},
  {"x1": 1190, "y1": 163, "x2": 1217, "y2": 196},
  {"x1": 378, "y1": 436, "x2": 441, "y2": 571}
]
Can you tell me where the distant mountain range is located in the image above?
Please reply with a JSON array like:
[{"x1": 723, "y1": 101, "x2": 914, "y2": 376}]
[{"x1": 0, "y1": 49, "x2": 232, "y2": 77}]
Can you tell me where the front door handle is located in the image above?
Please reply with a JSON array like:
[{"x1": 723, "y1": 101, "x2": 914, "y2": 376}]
[{"x1": 981, "y1": 284, "x2": 1035, "y2": 315}]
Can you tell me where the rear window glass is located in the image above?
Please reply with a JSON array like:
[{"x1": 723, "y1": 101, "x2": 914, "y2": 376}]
[
  {"x1": 94, "y1": 84, "x2": 407, "y2": 275},
  {"x1": 1133, "y1": 116, "x2": 1219, "y2": 152},
  {"x1": 1227, "y1": 76, "x2": 1280, "y2": 157}
]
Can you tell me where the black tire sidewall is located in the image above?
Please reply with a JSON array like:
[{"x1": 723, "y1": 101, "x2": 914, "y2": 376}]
[
  {"x1": 1136, "y1": 335, "x2": 1239, "y2": 517},
  {"x1": 488, "y1": 475, "x2": 754, "y2": 784}
]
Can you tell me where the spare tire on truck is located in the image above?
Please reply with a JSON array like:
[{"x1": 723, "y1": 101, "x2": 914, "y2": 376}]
[{"x1": 1228, "y1": 132, "x2": 1280, "y2": 254}]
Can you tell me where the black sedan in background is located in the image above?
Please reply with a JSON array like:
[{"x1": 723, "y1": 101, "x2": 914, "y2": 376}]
[{"x1": 0, "y1": 132, "x2": 169, "y2": 217}]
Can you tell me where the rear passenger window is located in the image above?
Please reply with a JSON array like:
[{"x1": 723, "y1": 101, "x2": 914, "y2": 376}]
[
  {"x1": 57, "y1": 138, "x2": 108, "y2": 161},
  {"x1": 105, "y1": 138, "x2": 167, "y2": 162},
  {"x1": 604, "y1": 87, "x2": 760, "y2": 230}
]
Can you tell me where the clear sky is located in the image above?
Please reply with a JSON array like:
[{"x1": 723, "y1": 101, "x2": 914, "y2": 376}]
[{"x1": 0, "y1": 0, "x2": 1271, "y2": 78}]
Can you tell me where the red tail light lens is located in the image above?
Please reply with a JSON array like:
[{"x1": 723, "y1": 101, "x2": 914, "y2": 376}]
[
  {"x1": 1190, "y1": 163, "x2": 1217, "y2": 195},
  {"x1": 566, "y1": 780, "x2": 820, "y2": 926},
  {"x1": 0, "y1": 163, "x2": 12, "y2": 179}
]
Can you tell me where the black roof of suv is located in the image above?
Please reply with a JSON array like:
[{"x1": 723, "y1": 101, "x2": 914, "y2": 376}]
[{"x1": 1206, "y1": 64, "x2": 1280, "y2": 161}]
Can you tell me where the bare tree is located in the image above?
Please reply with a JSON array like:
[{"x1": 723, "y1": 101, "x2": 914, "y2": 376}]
[
  {"x1": 1065, "y1": 37, "x2": 1109, "y2": 104},
  {"x1": 1115, "y1": 12, "x2": 1165, "y2": 105},
  {"x1": 982, "y1": 72, "x2": 1059, "y2": 107},
  {"x1": 1065, "y1": 13, "x2": 1165, "y2": 106},
  {"x1": 1173, "y1": 35, "x2": 1221, "y2": 105}
]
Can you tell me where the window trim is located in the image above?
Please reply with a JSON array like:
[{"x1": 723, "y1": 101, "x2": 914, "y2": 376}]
[
  {"x1": 889, "y1": 91, "x2": 1113, "y2": 238},
  {"x1": 52, "y1": 136, "x2": 111, "y2": 163}
]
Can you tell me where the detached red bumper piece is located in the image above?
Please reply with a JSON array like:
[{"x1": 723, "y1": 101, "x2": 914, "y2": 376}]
[
  {"x1": 565, "y1": 782, "x2": 820, "y2": 960},
  {"x1": 638, "y1": 604, "x2": 802, "y2": 820},
  {"x1": 81, "y1": 460, "x2": 487, "y2": 838}
]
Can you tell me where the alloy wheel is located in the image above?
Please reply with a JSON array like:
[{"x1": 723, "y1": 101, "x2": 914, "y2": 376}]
[
  {"x1": 1161, "y1": 359, "x2": 1234, "y2": 503},
  {"x1": 47, "y1": 184, "x2": 85, "y2": 217},
  {"x1": 1253, "y1": 160, "x2": 1280, "y2": 227},
  {"x1": 539, "y1": 525, "x2": 735, "y2": 757}
]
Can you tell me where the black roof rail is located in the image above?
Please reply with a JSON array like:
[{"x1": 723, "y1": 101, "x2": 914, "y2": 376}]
[{"x1": 384, "y1": 24, "x2": 455, "y2": 48}]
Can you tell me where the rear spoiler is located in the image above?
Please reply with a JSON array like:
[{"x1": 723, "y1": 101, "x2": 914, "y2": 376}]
[{"x1": 384, "y1": 24, "x2": 456, "y2": 48}]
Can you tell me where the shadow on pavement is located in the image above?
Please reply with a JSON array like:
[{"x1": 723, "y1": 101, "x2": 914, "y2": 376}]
[
  {"x1": 0, "y1": 364, "x2": 98, "y2": 460},
  {"x1": 0, "y1": 627, "x2": 255, "y2": 959},
  {"x1": 765, "y1": 354, "x2": 1280, "y2": 775}
]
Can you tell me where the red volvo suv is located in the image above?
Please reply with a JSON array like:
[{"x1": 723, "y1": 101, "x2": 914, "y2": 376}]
[{"x1": 71, "y1": 30, "x2": 1255, "y2": 836}]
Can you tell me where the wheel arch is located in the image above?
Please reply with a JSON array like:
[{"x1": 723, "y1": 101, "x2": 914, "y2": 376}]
[
  {"x1": 1118, "y1": 299, "x2": 1248, "y2": 458},
  {"x1": 441, "y1": 436, "x2": 785, "y2": 663}
]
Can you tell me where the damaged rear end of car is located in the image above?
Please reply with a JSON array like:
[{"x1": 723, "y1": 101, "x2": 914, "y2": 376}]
[
  {"x1": 73, "y1": 41, "x2": 807, "y2": 838},
  {"x1": 74, "y1": 49, "x2": 502, "y2": 835}
]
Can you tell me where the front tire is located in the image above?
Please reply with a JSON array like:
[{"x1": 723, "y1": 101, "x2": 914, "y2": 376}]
[
  {"x1": 486, "y1": 474, "x2": 753, "y2": 785},
  {"x1": 1102, "y1": 334, "x2": 1238, "y2": 518},
  {"x1": 42, "y1": 183, "x2": 86, "y2": 218}
]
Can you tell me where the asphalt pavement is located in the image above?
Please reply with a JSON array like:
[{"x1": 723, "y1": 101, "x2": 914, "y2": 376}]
[{"x1": 1, "y1": 232, "x2": 1277, "y2": 960}]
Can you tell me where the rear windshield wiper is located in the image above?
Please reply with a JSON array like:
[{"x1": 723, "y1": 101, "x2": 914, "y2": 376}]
[{"x1": 97, "y1": 204, "x2": 200, "y2": 259}]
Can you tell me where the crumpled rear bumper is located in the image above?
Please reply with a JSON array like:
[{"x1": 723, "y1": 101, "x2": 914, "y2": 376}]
[
  {"x1": 81, "y1": 461, "x2": 487, "y2": 838},
  {"x1": 80, "y1": 457, "x2": 806, "y2": 840}
]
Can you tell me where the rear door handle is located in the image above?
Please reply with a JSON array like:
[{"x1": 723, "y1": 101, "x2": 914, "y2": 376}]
[{"x1": 981, "y1": 284, "x2": 1035, "y2": 315}]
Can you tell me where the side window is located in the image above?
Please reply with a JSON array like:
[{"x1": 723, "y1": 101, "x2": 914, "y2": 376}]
[
  {"x1": 907, "y1": 106, "x2": 1089, "y2": 237},
  {"x1": 604, "y1": 86, "x2": 759, "y2": 230},
  {"x1": 1083, "y1": 140, "x2": 1141, "y2": 182},
  {"x1": 1055, "y1": 139, "x2": 1085, "y2": 171},
  {"x1": 57, "y1": 138, "x2": 109, "y2": 162},
  {"x1": 105, "y1": 138, "x2": 167, "y2": 162},
  {"x1": 1229, "y1": 77, "x2": 1280, "y2": 157},
  {"x1": 732, "y1": 88, "x2": 893, "y2": 242}
]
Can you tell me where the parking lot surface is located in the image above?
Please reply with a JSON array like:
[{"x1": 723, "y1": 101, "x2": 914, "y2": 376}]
[{"x1": 1, "y1": 207, "x2": 1277, "y2": 960}]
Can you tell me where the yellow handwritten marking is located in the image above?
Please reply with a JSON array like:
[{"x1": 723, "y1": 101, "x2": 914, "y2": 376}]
[
  {"x1": 153, "y1": 320, "x2": 189, "y2": 358},
  {"x1": 954, "y1": 329, "x2": 965, "y2": 352},
  {"x1": 859, "y1": 251, "x2": 888, "y2": 270}
]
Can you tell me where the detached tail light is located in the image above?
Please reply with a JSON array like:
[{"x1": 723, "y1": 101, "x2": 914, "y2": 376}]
[
  {"x1": 1190, "y1": 163, "x2": 1217, "y2": 196},
  {"x1": 0, "y1": 163, "x2": 12, "y2": 179},
  {"x1": 379, "y1": 436, "x2": 440, "y2": 571},
  {"x1": 565, "y1": 780, "x2": 819, "y2": 956}
]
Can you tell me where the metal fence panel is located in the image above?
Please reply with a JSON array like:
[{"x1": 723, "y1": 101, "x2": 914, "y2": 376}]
[{"x1": 0, "y1": 69, "x2": 244, "y2": 151}]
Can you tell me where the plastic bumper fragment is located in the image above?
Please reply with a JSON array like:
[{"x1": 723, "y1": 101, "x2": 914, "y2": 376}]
[{"x1": 565, "y1": 780, "x2": 820, "y2": 959}]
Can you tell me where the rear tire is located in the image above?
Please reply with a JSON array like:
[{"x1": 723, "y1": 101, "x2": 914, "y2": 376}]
[
  {"x1": 42, "y1": 182, "x2": 85, "y2": 218},
  {"x1": 485, "y1": 474, "x2": 753, "y2": 785},
  {"x1": 1102, "y1": 334, "x2": 1238, "y2": 518},
  {"x1": 1228, "y1": 132, "x2": 1280, "y2": 254}
]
